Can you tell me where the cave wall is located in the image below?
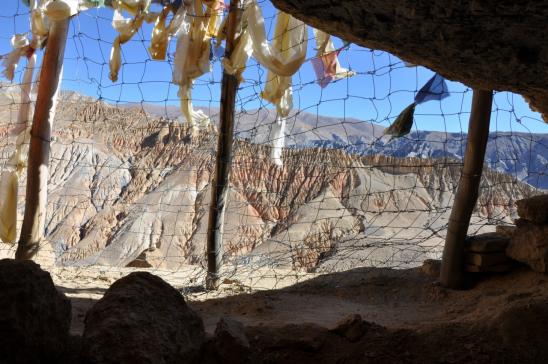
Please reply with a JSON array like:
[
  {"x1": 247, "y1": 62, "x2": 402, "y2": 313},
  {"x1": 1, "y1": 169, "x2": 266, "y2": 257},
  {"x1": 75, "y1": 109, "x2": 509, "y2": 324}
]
[{"x1": 271, "y1": 0, "x2": 548, "y2": 121}]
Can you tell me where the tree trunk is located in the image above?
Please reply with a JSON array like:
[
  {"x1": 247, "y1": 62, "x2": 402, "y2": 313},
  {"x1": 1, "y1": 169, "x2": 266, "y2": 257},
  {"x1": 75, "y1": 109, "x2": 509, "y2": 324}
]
[
  {"x1": 206, "y1": 0, "x2": 243, "y2": 290},
  {"x1": 440, "y1": 89, "x2": 493, "y2": 288},
  {"x1": 16, "y1": 18, "x2": 69, "y2": 260}
]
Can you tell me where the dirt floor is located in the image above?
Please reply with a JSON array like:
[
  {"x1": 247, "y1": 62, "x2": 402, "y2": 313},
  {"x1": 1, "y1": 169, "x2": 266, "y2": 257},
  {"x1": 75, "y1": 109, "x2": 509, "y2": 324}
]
[
  {"x1": 52, "y1": 264, "x2": 546, "y2": 332},
  {"x1": 49, "y1": 262, "x2": 548, "y2": 362}
]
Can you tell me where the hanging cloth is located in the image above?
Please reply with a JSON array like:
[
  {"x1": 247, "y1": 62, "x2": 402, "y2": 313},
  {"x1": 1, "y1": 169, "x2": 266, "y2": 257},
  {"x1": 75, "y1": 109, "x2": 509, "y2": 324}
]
[
  {"x1": 202, "y1": 0, "x2": 224, "y2": 38},
  {"x1": 109, "y1": 0, "x2": 150, "y2": 82},
  {"x1": 260, "y1": 12, "x2": 305, "y2": 117},
  {"x1": 222, "y1": 1, "x2": 307, "y2": 166},
  {"x1": 148, "y1": 6, "x2": 170, "y2": 60},
  {"x1": 173, "y1": 0, "x2": 222, "y2": 129},
  {"x1": 311, "y1": 29, "x2": 355, "y2": 88},
  {"x1": 222, "y1": 0, "x2": 308, "y2": 82},
  {"x1": 0, "y1": 52, "x2": 37, "y2": 244},
  {"x1": 259, "y1": 12, "x2": 307, "y2": 166},
  {"x1": 384, "y1": 102, "x2": 416, "y2": 139},
  {"x1": 414, "y1": 73, "x2": 449, "y2": 105},
  {"x1": 28, "y1": 0, "x2": 50, "y2": 51},
  {"x1": 246, "y1": 2, "x2": 307, "y2": 76},
  {"x1": 42, "y1": 0, "x2": 106, "y2": 21},
  {"x1": 221, "y1": 29, "x2": 252, "y2": 83},
  {"x1": 1, "y1": 34, "x2": 31, "y2": 81},
  {"x1": 148, "y1": 2, "x2": 188, "y2": 60},
  {"x1": 385, "y1": 73, "x2": 449, "y2": 139}
]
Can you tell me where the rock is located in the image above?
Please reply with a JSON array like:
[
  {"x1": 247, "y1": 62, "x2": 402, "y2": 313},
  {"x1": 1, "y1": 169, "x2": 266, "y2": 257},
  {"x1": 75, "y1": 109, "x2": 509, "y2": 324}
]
[
  {"x1": 506, "y1": 220, "x2": 548, "y2": 272},
  {"x1": 331, "y1": 314, "x2": 378, "y2": 342},
  {"x1": 82, "y1": 272, "x2": 205, "y2": 364},
  {"x1": 126, "y1": 248, "x2": 167, "y2": 269},
  {"x1": 516, "y1": 195, "x2": 548, "y2": 224},
  {"x1": 0, "y1": 259, "x2": 71, "y2": 364},
  {"x1": 465, "y1": 233, "x2": 509, "y2": 253},
  {"x1": 214, "y1": 317, "x2": 251, "y2": 363},
  {"x1": 420, "y1": 259, "x2": 441, "y2": 278},
  {"x1": 496, "y1": 225, "x2": 517, "y2": 239}
]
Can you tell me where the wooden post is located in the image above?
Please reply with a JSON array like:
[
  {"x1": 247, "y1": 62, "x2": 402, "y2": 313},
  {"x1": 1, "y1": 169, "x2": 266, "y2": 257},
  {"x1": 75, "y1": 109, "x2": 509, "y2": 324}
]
[
  {"x1": 16, "y1": 18, "x2": 69, "y2": 260},
  {"x1": 206, "y1": 0, "x2": 243, "y2": 290},
  {"x1": 440, "y1": 89, "x2": 493, "y2": 288}
]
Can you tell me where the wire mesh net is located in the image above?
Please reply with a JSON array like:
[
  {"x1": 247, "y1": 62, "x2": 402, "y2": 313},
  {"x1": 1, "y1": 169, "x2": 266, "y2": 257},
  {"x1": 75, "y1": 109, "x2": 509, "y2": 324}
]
[{"x1": 0, "y1": 0, "x2": 547, "y2": 298}]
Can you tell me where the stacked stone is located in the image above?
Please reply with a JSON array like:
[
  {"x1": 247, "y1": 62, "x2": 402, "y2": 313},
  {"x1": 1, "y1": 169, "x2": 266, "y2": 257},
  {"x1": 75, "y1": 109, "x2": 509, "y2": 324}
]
[
  {"x1": 506, "y1": 195, "x2": 548, "y2": 273},
  {"x1": 464, "y1": 233, "x2": 513, "y2": 272}
]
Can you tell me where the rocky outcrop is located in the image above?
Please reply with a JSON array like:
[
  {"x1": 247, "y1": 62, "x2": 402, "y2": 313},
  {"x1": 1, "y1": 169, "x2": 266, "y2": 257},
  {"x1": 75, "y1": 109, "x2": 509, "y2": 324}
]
[
  {"x1": 82, "y1": 272, "x2": 205, "y2": 364},
  {"x1": 516, "y1": 194, "x2": 548, "y2": 224},
  {"x1": 59, "y1": 131, "x2": 532, "y2": 271},
  {"x1": 507, "y1": 219, "x2": 548, "y2": 273},
  {"x1": 0, "y1": 86, "x2": 535, "y2": 271},
  {"x1": 271, "y1": 0, "x2": 548, "y2": 121},
  {"x1": 0, "y1": 259, "x2": 71, "y2": 364},
  {"x1": 506, "y1": 195, "x2": 548, "y2": 272}
]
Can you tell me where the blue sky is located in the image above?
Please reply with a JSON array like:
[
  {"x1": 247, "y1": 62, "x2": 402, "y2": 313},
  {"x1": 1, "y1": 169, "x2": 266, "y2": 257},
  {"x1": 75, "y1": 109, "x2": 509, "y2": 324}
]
[{"x1": 1, "y1": 0, "x2": 547, "y2": 135}]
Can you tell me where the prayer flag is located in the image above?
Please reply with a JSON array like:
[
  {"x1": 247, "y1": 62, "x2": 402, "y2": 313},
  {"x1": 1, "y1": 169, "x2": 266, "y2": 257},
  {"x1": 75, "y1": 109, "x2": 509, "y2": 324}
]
[
  {"x1": 415, "y1": 73, "x2": 449, "y2": 105},
  {"x1": 311, "y1": 50, "x2": 341, "y2": 88},
  {"x1": 384, "y1": 103, "x2": 415, "y2": 139},
  {"x1": 384, "y1": 73, "x2": 449, "y2": 139}
]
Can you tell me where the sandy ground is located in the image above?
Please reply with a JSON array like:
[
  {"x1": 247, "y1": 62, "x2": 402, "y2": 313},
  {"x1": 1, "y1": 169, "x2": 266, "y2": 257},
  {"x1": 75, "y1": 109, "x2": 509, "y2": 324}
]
[
  {"x1": 3, "y1": 241, "x2": 547, "y2": 342},
  {"x1": 40, "y1": 261, "x2": 548, "y2": 337},
  {"x1": 48, "y1": 264, "x2": 315, "y2": 335}
]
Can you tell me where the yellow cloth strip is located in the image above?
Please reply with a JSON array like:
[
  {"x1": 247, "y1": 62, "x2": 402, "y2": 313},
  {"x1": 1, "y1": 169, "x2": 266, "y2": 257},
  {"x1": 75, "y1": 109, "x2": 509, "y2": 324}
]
[
  {"x1": 0, "y1": 54, "x2": 37, "y2": 244},
  {"x1": 109, "y1": 1, "x2": 149, "y2": 82},
  {"x1": 173, "y1": 0, "x2": 222, "y2": 128}
]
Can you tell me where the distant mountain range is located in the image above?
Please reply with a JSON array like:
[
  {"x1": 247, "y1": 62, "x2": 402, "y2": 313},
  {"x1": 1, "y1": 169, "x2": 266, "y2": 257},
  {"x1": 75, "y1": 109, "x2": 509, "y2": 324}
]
[{"x1": 306, "y1": 130, "x2": 548, "y2": 190}]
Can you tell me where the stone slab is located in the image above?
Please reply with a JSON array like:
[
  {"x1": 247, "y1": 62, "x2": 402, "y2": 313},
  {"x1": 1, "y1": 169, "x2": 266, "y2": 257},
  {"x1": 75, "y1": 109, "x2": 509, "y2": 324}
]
[
  {"x1": 465, "y1": 233, "x2": 510, "y2": 253},
  {"x1": 466, "y1": 252, "x2": 509, "y2": 267}
]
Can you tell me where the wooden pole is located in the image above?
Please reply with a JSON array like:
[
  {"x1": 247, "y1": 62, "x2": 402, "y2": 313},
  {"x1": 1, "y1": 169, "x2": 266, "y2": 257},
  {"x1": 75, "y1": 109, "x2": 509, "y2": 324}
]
[
  {"x1": 206, "y1": 0, "x2": 243, "y2": 290},
  {"x1": 440, "y1": 89, "x2": 493, "y2": 289},
  {"x1": 16, "y1": 18, "x2": 69, "y2": 260}
]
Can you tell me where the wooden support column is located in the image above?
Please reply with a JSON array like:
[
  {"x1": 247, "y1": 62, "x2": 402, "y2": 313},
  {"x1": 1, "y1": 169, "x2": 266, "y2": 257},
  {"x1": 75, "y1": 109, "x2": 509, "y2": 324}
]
[
  {"x1": 206, "y1": 0, "x2": 243, "y2": 290},
  {"x1": 16, "y1": 18, "x2": 69, "y2": 260},
  {"x1": 440, "y1": 89, "x2": 493, "y2": 289}
]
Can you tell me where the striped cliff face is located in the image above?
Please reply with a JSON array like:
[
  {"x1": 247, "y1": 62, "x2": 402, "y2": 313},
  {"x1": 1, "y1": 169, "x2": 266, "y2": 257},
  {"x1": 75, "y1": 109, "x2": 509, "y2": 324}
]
[{"x1": 0, "y1": 89, "x2": 538, "y2": 272}]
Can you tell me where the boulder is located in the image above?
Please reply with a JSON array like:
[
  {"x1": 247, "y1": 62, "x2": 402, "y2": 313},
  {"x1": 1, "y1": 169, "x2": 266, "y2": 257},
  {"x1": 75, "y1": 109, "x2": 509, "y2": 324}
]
[
  {"x1": 126, "y1": 248, "x2": 167, "y2": 269},
  {"x1": 0, "y1": 259, "x2": 71, "y2": 364},
  {"x1": 420, "y1": 259, "x2": 441, "y2": 278},
  {"x1": 213, "y1": 317, "x2": 251, "y2": 363},
  {"x1": 506, "y1": 220, "x2": 548, "y2": 272},
  {"x1": 331, "y1": 314, "x2": 380, "y2": 342},
  {"x1": 82, "y1": 272, "x2": 205, "y2": 364},
  {"x1": 516, "y1": 195, "x2": 548, "y2": 224}
]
